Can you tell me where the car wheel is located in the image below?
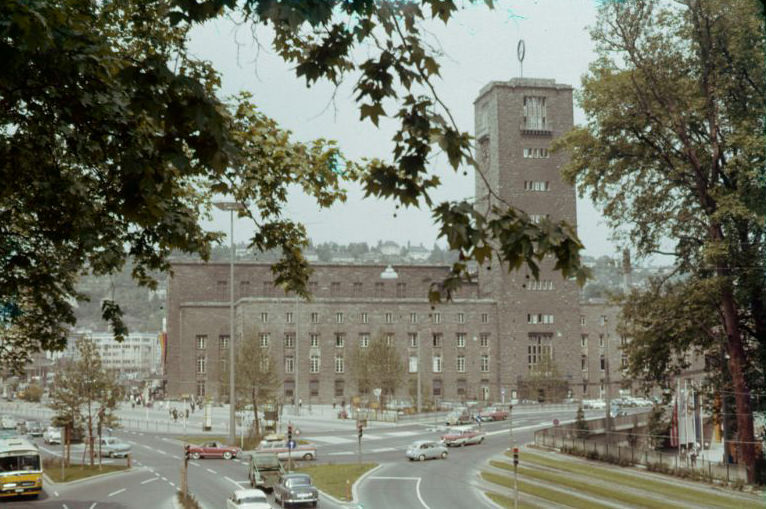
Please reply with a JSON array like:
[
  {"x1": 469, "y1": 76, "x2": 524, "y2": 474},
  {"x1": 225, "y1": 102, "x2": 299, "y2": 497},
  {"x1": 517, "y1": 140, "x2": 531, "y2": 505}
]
[
  {"x1": 479, "y1": 438, "x2": 484, "y2": 444},
  {"x1": 418, "y1": 454, "x2": 425, "y2": 462},
  {"x1": 461, "y1": 442, "x2": 466, "y2": 447},
  {"x1": 223, "y1": 451, "x2": 232, "y2": 460},
  {"x1": 191, "y1": 452, "x2": 201, "y2": 460},
  {"x1": 303, "y1": 453, "x2": 314, "y2": 461},
  {"x1": 441, "y1": 451, "x2": 448, "y2": 459}
]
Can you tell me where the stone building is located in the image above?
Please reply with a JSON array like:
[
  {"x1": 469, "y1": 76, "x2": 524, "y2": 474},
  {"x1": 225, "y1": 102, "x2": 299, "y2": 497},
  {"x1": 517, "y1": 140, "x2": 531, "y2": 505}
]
[{"x1": 165, "y1": 77, "x2": 629, "y2": 403}]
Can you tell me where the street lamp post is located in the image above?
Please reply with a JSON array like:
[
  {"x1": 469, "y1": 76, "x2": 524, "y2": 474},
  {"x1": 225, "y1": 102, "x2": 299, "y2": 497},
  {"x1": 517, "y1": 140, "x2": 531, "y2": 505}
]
[{"x1": 214, "y1": 201, "x2": 244, "y2": 446}]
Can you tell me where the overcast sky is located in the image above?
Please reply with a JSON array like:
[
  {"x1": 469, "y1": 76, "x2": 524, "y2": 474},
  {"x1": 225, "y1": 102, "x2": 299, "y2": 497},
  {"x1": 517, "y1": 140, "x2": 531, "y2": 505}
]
[{"x1": 189, "y1": 0, "x2": 619, "y2": 258}]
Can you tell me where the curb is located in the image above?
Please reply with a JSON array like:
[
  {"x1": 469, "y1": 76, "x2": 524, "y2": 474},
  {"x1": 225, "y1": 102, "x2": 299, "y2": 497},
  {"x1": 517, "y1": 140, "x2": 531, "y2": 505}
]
[{"x1": 310, "y1": 463, "x2": 383, "y2": 507}]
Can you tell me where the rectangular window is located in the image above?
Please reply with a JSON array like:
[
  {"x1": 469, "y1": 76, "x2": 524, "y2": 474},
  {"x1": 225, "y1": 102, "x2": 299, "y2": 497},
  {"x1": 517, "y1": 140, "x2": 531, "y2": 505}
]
[
  {"x1": 310, "y1": 354, "x2": 320, "y2": 374},
  {"x1": 410, "y1": 312, "x2": 417, "y2": 324},
  {"x1": 432, "y1": 312, "x2": 441, "y2": 324},
  {"x1": 479, "y1": 333, "x2": 489, "y2": 347},
  {"x1": 599, "y1": 334, "x2": 605, "y2": 347},
  {"x1": 331, "y1": 282, "x2": 341, "y2": 296},
  {"x1": 527, "y1": 280, "x2": 554, "y2": 291},
  {"x1": 432, "y1": 355, "x2": 442, "y2": 373},
  {"x1": 359, "y1": 333, "x2": 369, "y2": 348},
  {"x1": 310, "y1": 312, "x2": 319, "y2": 324},
  {"x1": 530, "y1": 214, "x2": 550, "y2": 224},
  {"x1": 481, "y1": 313, "x2": 489, "y2": 324},
  {"x1": 409, "y1": 356, "x2": 418, "y2": 373},
  {"x1": 480, "y1": 354, "x2": 489, "y2": 372},
  {"x1": 385, "y1": 333, "x2": 394, "y2": 346},
  {"x1": 196, "y1": 356, "x2": 206, "y2": 374},
  {"x1": 522, "y1": 148, "x2": 550, "y2": 159},
  {"x1": 335, "y1": 333, "x2": 345, "y2": 348},
  {"x1": 310, "y1": 379, "x2": 319, "y2": 397},
  {"x1": 335, "y1": 354, "x2": 344, "y2": 374},
  {"x1": 600, "y1": 355, "x2": 605, "y2": 371},
  {"x1": 286, "y1": 312, "x2": 293, "y2": 324},
  {"x1": 260, "y1": 312, "x2": 268, "y2": 323},
  {"x1": 396, "y1": 283, "x2": 407, "y2": 298},
  {"x1": 523, "y1": 96, "x2": 547, "y2": 130},
  {"x1": 196, "y1": 335, "x2": 207, "y2": 350},
  {"x1": 285, "y1": 356, "x2": 295, "y2": 374},
  {"x1": 408, "y1": 333, "x2": 418, "y2": 348},
  {"x1": 621, "y1": 354, "x2": 628, "y2": 369},
  {"x1": 600, "y1": 315, "x2": 607, "y2": 326},
  {"x1": 259, "y1": 333, "x2": 270, "y2": 348},
  {"x1": 219, "y1": 335, "x2": 229, "y2": 350},
  {"x1": 581, "y1": 335, "x2": 588, "y2": 348},
  {"x1": 580, "y1": 315, "x2": 586, "y2": 326},
  {"x1": 527, "y1": 335, "x2": 553, "y2": 370},
  {"x1": 353, "y1": 282, "x2": 363, "y2": 297},
  {"x1": 375, "y1": 282, "x2": 384, "y2": 297},
  {"x1": 217, "y1": 280, "x2": 227, "y2": 300},
  {"x1": 457, "y1": 313, "x2": 465, "y2": 324},
  {"x1": 284, "y1": 333, "x2": 295, "y2": 348},
  {"x1": 336, "y1": 312, "x2": 344, "y2": 324},
  {"x1": 524, "y1": 180, "x2": 551, "y2": 191},
  {"x1": 334, "y1": 379, "x2": 344, "y2": 397},
  {"x1": 361, "y1": 312, "x2": 368, "y2": 324},
  {"x1": 432, "y1": 333, "x2": 442, "y2": 348},
  {"x1": 239, "y1": 280, "x2": 251, "y2": 297},
  {"x1": 196, "y1": 381, "x2": 205, "y2": 398},
  {"x1": 310, "y1": 333, "x2": 319, "y2": 348},
  {"x1": 527, "y1": 313, "x2": 554, "y2": 324},
  {"x1": 284, "y1": 381, "x2": 295, "y2": 399},
  {"x1": 581, "y1": 355, "x2": 588, "y2": 371},
  {"x1": 385, "y1": 312, "x2": 393, "y2": 324},
  {"x1": 456, "y1": 333, "x2": 466, "y2": 348},
  {"x1": 456, "y1": 355, "x2": 465, "y2": 373},
  {"x1": 433, "y1": 380, "x2": 442, "y2": 397}
]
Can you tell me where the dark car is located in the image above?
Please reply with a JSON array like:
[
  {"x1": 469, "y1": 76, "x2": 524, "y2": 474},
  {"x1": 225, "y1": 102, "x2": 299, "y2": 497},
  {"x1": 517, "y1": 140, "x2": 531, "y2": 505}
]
[{"x1": 273, "y1": 473, "x2": 319, "y2": 507}]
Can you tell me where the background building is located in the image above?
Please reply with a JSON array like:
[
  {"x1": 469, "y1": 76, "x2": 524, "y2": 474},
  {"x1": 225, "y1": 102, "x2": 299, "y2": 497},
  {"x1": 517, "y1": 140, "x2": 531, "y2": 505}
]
[{"x1": 165, "y1": 77, "x2": 629, "y2": 403}]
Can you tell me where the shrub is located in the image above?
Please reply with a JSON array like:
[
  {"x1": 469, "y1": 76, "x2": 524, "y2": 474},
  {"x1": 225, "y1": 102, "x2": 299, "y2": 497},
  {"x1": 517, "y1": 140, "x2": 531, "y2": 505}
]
[{"x1": 21, "y1": 384, "x2": 43, "y2": 402}]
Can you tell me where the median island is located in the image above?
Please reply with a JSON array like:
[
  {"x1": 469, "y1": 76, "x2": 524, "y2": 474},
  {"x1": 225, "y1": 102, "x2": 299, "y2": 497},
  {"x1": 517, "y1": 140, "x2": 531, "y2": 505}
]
[
  {"x1": 294, "y1": 463, "x2": 377, "y2": 502},
  {"x1": 44, "y1": 458, "x2": 129, "y2": 483}
]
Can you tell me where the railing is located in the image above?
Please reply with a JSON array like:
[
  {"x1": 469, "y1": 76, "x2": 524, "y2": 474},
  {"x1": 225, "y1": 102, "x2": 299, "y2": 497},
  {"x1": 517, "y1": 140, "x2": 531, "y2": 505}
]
[{"x1": 534, "y1": 426, "x2": 748, "y2": 484}]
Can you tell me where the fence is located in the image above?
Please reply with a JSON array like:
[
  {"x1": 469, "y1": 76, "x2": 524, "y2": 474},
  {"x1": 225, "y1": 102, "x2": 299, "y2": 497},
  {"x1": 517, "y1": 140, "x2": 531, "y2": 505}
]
[{"x1": 534, "y1": 427, "x2": 748, "y2": 484}]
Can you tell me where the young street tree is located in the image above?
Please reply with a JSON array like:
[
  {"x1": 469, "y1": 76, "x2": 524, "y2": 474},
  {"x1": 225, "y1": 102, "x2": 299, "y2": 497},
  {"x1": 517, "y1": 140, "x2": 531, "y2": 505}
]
[
  {"x1": 49, "y1": 337, "x2": 122, "y2": 466},
  {"x1": 556, "y1": 0, "x2": 765, "y2": 481},
  {"x1": 2, "y1": 0, "x2": 588, "y2": 372},
  {"x1": 352, "y1": 335, "x2": 406, "y2": 404}
]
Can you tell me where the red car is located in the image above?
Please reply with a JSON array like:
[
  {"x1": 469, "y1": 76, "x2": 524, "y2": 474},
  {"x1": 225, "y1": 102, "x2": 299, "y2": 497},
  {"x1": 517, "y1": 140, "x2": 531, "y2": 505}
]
[
  {"x1": 187, "y1": 441, "x2": 241, "y2": 460},
  {"x1": 440, "y1": 427, "x2": 485, "y2": 447},
  {"x1": 479, "y1": 407, "x2": 509, "y2": 422}
]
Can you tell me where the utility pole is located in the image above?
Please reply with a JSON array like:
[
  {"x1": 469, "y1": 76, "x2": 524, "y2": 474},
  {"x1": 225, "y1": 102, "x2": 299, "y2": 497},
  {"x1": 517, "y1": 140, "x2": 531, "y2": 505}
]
[
  {"x1": 512, "y1": 446, "x2": 519, "y2": 509},
  {"x1": 357, "y1": 421, "x2": 363, "y2": 465},
  {"x1": 294, "y1": 295, "x2": 300, "y2": 416},
  {"x1": 604, "y1": 332, "x2": 611, "y2": 441},
  {"x1": 416, "y1": 329, "x2": 422, "y2": 414}
]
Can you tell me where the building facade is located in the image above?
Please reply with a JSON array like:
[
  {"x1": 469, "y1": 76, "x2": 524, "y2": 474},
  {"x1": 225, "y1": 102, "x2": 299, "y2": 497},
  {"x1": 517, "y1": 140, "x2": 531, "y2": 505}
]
[
  {"x1": 166, "y1": 77, "x2": 629, "y2": 403},
  {"x1": 58, "y1": 331, "x2": 162, "y2": 377}
]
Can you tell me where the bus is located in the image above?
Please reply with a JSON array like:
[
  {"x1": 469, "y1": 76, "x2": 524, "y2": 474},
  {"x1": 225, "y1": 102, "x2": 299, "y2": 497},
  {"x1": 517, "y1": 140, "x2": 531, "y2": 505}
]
[{"x1": 0, "y1": 438, "x2": 42, "y2": 498}]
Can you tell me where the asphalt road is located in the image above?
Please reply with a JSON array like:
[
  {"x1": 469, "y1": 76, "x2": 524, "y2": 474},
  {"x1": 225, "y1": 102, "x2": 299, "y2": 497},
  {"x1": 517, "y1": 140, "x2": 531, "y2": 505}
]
[{"x1": 0, "y1": 404, "x2": 607, "y2": 509}]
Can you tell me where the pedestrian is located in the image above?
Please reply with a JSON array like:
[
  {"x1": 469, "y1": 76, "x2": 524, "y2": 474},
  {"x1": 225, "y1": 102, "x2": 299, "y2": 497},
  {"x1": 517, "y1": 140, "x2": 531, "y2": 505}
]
[
  {"x1": 185, "y1": 409, "x2": 190, "y2": 420},
  {"x1": 298, "y1": 398, "x2": 302, "y2": 410},
  {"x1": 172, "y1": 408, "x2": 178, "y2": 422}
]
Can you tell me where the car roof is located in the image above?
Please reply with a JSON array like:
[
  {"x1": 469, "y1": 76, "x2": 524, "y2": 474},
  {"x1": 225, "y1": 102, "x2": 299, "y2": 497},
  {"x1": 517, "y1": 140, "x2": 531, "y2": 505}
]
[{"x1": 233, "y1": 488, "x2": 266, "y2": 497}]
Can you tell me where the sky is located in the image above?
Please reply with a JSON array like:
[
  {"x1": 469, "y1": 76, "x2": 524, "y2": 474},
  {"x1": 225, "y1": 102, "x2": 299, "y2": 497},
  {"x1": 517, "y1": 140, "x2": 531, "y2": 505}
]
[{"x1": 189, "y1": 0, "x2": 619, "y2": 258}]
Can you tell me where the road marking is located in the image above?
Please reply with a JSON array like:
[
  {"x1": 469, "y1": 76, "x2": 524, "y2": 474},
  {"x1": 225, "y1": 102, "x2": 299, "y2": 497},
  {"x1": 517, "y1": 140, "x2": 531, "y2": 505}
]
[
  {"x1": 141, "y1": 444, "x2": 153, "y2": 450},
  {"x1": 206, "y1": 468, "x2": 217, "y2": 474},
  {"x1": 308, "y1": 435, "x2": 353, "y2": 444},
  {"x1": 126, "y1": 440, "x2": 136, "y2": 444},
  {"x1": 139, "y1": 433, "x2": 144, "y2": 436},
  {"x1": 161, "y1": 477, "x2": 168, "y2": 481},
  {"x1": 63, "y1": 505, "x2": 68, "y2": 509},
  {"x1": 141, "y1": 477, "x2": 159, "y2": 485},
  {"x1": 371, "y1": 447, "x2": 396, "y2": 453},
  {"x1": 362, "y1": 434, "x2": 385, "y2": 440},
  {"x1": 108, "y1": 488, "x2": 126, "y2": 497},
  {"x1": 89, "y1": 504, "x2": 97, "y2": 509},
  {"x1": 383, "y1": 431, "x2": 420, "y2": 437},
  {"x1": 190, "y1": 461, "x2": 200, "y2": 467},
  {"x1": 415, "y1": 477, "x2": 431, "y2": 509},
  {"x1": 224, "y1": 476, "x2": 246, "y2": 488},
  {"x1": 161, "y1": 437, "x2": 170, "y2": 442},
  {"x1": 169, "y1": 482, "x2": 175, "y2": 488},
  {"x1": 368, "y1": 477, "x2": 430, "y2": 509},
  {"x1": 157, "y1": 449, "x2": 168, "y2": 455},
  {"x1": 171, "y1": 455, "x2": 181, "y2": 460},
  {"x1": 54, "y1": 491, "x2": 59, "y2": 497},
  {"x1": 326, "y1": 451, "x2": 353, "y2": 456}
]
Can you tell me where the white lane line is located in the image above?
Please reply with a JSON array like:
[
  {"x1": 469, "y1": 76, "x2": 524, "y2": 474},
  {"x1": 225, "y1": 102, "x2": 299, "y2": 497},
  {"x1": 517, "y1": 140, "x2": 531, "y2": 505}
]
[
  {"x1": 157, "y1": 449, "x2": 167, "y2": 455},
  {"x1": 171, "y1": 455, "x2": 181, "y2": 460},
  {"x1": 190, "y1": 461, "x2": 200, "y2": 467},
  {"x1": 415, "y1": 477, "x2": 431, "y2": 509},
  {"x1": 383, "y1": 431, "x2": 420, "y2": 437},
  {"x1": 54, "y1": 491, "x2": 59, "y2": 497},
  {"x1": 139, "y1": 433, "x2": 144, "y2": 436},
  {"x1": 63, "y1": 505, "x2": 69, "y2": 509},
  {"x1": 326, "y1": 451, "x2": 353, "y2": 456},
  {"x1": 308, "y1": 436, "x2": 353, "y2": 444},
  {"x1": 161, "y1": 477, "x2": 168, "y2": 481},
  {"x1": 224, "y1": 476, "x2": 244, "y2": 488},
  {"x1": 141, "y1": 477, "x2": 159, "y2": 485},
  {"x1": 371, "y1": 447, "x2": 396, "y2": 453},
  {"x1": 161, "y1": 438, "x2": 170, "y2": 442},
  {"x1": 108, "y1": 488, "x2": 126, "y2": 497},
  {"x1": 169, "y1": 482, "x2": 175, "y2": 487},
  {"x1": 126, "y1": 440, "x2": 137, "y2": 445},
  {"x1": 141, "y1": 444, "x2": 153, "y2": 450},
  {"x1": 89, "y1": 504, "x2": 97, "y2": 509},
  {"x1": 206, "y1": 468, "x2": 217, "y2": 474},
  {"x1": 367, "y1": 477, "x2": 429, "y2": 509}
]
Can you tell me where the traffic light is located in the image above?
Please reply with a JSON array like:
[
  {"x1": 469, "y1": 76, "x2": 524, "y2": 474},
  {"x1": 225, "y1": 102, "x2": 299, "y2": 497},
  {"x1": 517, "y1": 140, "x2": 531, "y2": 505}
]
[
  {"x1": 512, "y1": 447, "x2": 519, "y2": 466},
  {"x1": 287, "y1": 425, "x2": 293, "y2": 443},
  {"x1": 357, "y1": 423, "x2": 363, "y2": 439}
]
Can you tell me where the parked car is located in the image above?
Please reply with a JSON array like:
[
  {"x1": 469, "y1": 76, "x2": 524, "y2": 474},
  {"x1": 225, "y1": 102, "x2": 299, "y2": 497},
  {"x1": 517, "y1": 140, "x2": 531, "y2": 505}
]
[
  {"x1": 440, "y1": 427, "x2": 485, "y2": 447},
  {"x1": 97, "y1": 437, "x2": 131, "y2": 458},
  {"x1": 0, "y1": 415, "x2": 16, "y2": 430},
  {"x1": 273, "y1": 473, "x2": 319, "y2": 507},
  {"x1": 43, "y1": 427, "x2": 62, "y2": 445},
  {"x1": 187, "y1": 441, "x2": 240, "y2": 460},
  {"x1": 248, "y1": 452, "x2": 285, "y2": 492},
  {"x1": 24, "y1": 421, "x2": 43, "y2": 437},
  {"x1": 256, "y1": 440, "x2": 316, "y2": 461},
  {"x1": 405, "y1": 440, "x2": 448, "y2": 461},
  {"x1": 478, "y1": 407, "x2": 509, "y2": 422},
  {"x1": 445, "y1": 410, "x2": 472, "y2": 426},
  {"x1": 226, "y1": 488, "x2": 271, "y2": 509}
]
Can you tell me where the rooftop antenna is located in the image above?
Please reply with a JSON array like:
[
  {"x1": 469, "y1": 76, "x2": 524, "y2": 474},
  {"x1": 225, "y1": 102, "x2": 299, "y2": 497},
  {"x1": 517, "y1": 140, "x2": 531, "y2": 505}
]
[{"x1": 517, "y1": 39, "x2": 525, "y2": 78}]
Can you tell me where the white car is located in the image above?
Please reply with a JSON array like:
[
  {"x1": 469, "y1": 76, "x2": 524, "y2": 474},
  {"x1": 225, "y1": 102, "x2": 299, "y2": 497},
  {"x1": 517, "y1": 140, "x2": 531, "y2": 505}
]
[
  {"x1": 43, "y1": 427, "x2": 62, "y2": 445},
  {"x1": 226, "y1": 488, "x2": 271, "y2": 509}
]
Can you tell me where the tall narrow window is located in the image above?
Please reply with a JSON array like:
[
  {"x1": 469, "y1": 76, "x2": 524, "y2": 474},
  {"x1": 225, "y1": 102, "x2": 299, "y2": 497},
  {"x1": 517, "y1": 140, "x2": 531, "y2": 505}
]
[
  {"x1": 335, "y1": 354, "x2": 344, "y2": 374},
  {"x1": 361, "y1": 312, "x2": 368, "y2": 324},
  {"x1": 479, "y1": 333, "x2": 489, "y2": 347},
  {"x1": 456, "y1": 333, "x2": 466, "y2": 348},
  {"x1": 432, "y1": 333, "x2": 442, "y2": 348},
  {"x1": 196, "y1": 356, "x2": 206, "y2": 374},
  {"x1": 336, "y1": 312, "x2": 344, "y2": 324},
  {"x1": 359, "y1": 333, "x2": 370, "y2": 348},
  {"x1": 219, "y1": 335, "x2": 229, "y2": 350},
  {"x1": 457, "y1": 313, "x2": 465, "y2": 324},
  {"x1": 310, "y1": 354, "x2": 320, "y2": 373},
  {"x1": 456, "y1": 355, "x2": 465, "y2": 373},
  {"x1": 196, "y1": 335, "x2": 207, "y2": 350},
  {"x1": 259, "y1": 333, "x2": 270, "y2": 348},
  {"x1": 284, "y1": 333, "x2": 295, "y2": 348},
  {"x1": 260, "y1": 312, "x2": 269, "y2": 323},
  {"x1": 410, "y1": 312, "x2": 417, "y2": 324},
  {"x1": 432, "y1": 312, "x2": 441, "y2": 324},
  {"x1": 385, "y1": 312, "x2": 393, "y2": 324},
  {"x1": 311, "y1": 312, "x2": 319, "y2": 324},
  {"x1": 480, "y1": 355, "x2": 489, "y2": 372},
  {"x1": 335, "y1": 333, "x2": 345, "y2": 348},
  {"x1": 523, "y1": 96, "x2": 547, "y2": 130},
  {"x1": 286, "y1": 312, "x2": 294, "y2": 324},
  {"x1": 432, "y1": 355, "x2": 442, "y2": 373},
  {"x1": 310, "y1": 334, "x2": 319, "y2": 348},
  {"x1": 409, "y1": 356, "x2": 418, "y2": 373},
  {"x1": 481, "y1": 313, "x2": 489, "y2": 324},
  {"x1": 285, "y1": 356, "x2": 295, "y2": 374},
  {"x1": 408, "y1": 333, "x2": 418, "y2": 348}
]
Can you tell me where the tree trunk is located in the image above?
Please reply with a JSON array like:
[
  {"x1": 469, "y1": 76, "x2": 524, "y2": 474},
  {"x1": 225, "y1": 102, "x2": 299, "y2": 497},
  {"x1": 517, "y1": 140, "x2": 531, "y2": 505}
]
[{"x1": 720, "y1": 285, "x2": 756, "y2": 483}]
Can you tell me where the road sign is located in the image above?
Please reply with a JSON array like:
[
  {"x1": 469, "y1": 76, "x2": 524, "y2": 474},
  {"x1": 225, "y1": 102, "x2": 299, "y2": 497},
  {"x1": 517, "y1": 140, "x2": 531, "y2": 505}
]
[
  {"x1": 553, "y1": 418, "x2": 560, "y2": 426},
  {"x1": 287, "y1": 440, "x2": 296, "y2": 450}
]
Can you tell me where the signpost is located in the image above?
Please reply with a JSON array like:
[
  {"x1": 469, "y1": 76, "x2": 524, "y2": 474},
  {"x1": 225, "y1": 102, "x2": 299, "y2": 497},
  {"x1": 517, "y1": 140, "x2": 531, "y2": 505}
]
[{"x1": 512, "y1": 447, "x2": 519, "y2": 509}]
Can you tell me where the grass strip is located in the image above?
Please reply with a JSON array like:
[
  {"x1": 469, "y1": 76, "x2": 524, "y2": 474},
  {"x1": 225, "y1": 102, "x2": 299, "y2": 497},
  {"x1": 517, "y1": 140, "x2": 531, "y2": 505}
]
[
  {"x1": 481, "y1": 471, "x2": 612, "y2": 509},
  {"x1": 492, "y1": 460, "x2": 682, "y2": 509},
  {"x1": 45, "y1": 464, "x2": 128, "y2": 482},
  {"x1": 485, "y1": 490, "x2": 538, "y2": 509},
  {"x1": 295, "y1": 463, "x2": 376, "y2": 501},
  {"x1": 511, "y1": 450, "x2": 763, "y2": 509}
]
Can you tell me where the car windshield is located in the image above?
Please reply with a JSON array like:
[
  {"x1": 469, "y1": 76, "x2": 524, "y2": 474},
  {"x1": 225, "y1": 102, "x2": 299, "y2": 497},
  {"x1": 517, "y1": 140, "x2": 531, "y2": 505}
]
[
  {"x1": 286, "y1": 476, "x2": 310, "y2": 487},
  {"x1": 239, "y1": 495, "x2": 267, "y2": 503}
]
